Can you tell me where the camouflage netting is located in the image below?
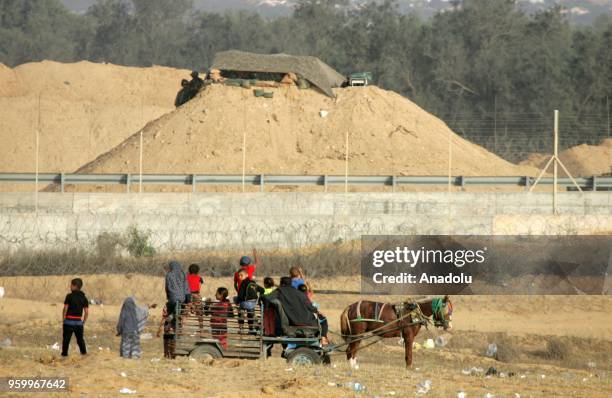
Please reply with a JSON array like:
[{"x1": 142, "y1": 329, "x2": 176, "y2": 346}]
[{"x1": 211, "y1": 50, "x2": 346, "y2": 97}]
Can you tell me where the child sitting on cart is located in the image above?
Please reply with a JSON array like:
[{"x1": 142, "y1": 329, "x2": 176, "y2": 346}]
[{"x1": 205, "y1": 287, "x2": 234, "y2": 348}]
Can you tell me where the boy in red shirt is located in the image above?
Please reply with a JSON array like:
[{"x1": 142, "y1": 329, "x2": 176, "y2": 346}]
[{"x1": 233, "y1": 248, "x2": 260, "y2": 292}]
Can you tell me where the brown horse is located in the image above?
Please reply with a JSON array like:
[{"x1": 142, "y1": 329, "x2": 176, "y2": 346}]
[{"x1": 340, "y1": 296, "x2": 453, "y2": 368}]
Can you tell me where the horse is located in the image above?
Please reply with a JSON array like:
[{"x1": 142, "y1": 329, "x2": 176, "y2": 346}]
[{"x1": 339, "y1": 295, "x2": 453, "y2": 368}]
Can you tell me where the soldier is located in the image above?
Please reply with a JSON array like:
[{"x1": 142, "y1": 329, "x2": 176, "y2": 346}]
[
  {"x1": 174, "y1": 79, "x2": 190, "y2": 107},
  {"x1": 189, "y1": 70, "x2": 205, "y2": 92}
]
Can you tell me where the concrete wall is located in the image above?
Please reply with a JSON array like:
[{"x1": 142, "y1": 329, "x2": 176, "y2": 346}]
[{"x1": 0, "y1": 192, "x2": 610, "y2": 253}]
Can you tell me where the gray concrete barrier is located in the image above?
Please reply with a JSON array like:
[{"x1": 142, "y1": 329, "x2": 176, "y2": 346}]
[{"x1": 0, "y1": 192, "x2": 610, "y2": 253}]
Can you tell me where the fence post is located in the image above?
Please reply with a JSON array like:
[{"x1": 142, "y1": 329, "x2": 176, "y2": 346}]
[
  {"x1": 60, "y1": 173, "x2": 65, "y2": 193},
  {"x1": 126, "y1": 173, "x2": 131, "y2": 193},
  {"x1": 458, "y1": 176, "x2": 465, "y2": 189},
  {"x1": 607, "y1": 95, "x2": 610, "y2": 138},
  {"x1": 260, "y1": 174, "x2": 265, "y2": 192},
  {"x1": 323, "y1": 174, "x2": 328, "y2": 193},
  {"x1": 592, "y1": 175, "x2": 597, "y2": 192},
  {"x1": 392, "y1": 175, "x2": 397, "y2": 192},
  {"x1": 524, "y1": 176, "x2": 530, "y2": 191},
  {"x1": 192, "y1": 174, "x2": 197, "y2": 193},
  {"x1": 553, "y1": 110, "x2": 559, "y2": 215}
]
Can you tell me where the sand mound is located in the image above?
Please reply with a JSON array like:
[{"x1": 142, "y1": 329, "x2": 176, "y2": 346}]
[
  {"x1": 77, "y1": 84, "x2": 539, "y2": 181},
  {"x1": 0, "y1": 63, "x2": 23, "y2": 97},
  {"x1": 520, "y1": 139, "x2": 612, "y2": 177},
  {"x1": 0, "y1": 60, "x2": 189, "y2": 180}
]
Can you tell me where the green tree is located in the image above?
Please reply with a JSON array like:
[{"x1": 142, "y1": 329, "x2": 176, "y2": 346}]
[{"x1": 0, "y1": 0, "x2": 82, "y2": 66}]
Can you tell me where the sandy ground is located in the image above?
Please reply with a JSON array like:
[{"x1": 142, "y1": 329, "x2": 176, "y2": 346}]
[
  {"x1": 520, "y1": 139, "x2": 611, "y2": 177},
  {"x1": 0, "y1": 61, "x2": 189, "y2": 192},
  {"x1": 0, "y1": 275, "x2": 611, "y2": 397},
  {"x1": 72, "y1": 84, "x2": 542, "y2": 191}
]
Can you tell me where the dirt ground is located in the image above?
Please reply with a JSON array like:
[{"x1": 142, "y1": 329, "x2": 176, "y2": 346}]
[{"x1": 0, "y1": 275, "x2": 610, "y2": 397}]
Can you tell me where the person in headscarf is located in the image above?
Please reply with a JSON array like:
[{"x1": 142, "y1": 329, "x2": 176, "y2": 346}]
[
  {"x1": 165, "y1": 261, "x2": 190, "y2": 313},
  {"x1": 116, "y1": 297, "x2": 155, "y2": 359},
  {"x1": 263, "y1": 277, "x2": 319, "y2": 340}
]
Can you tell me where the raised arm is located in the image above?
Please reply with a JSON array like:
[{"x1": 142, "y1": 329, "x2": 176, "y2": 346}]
[{"x1": 252, "y1": 248, "x2": 260, "y2": 267}]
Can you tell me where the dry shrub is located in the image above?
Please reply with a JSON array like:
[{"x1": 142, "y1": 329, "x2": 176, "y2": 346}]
[
  {"x1": 494, "y1": 332, "x2": 521, "y2": 363},
  {"x1": 544, "y1": 336, "x2": 569, "y2": 360},
  {"x1": 0, "y1": 239, "x2": 360, "y2": 277}
]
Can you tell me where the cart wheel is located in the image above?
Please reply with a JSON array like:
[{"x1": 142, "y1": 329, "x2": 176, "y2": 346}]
[
  {"x1": 286, "y1": 347, "x2": 321, "y2": 366},
  {"x1": 190, "y1": 344, "x2": 222, "y2": 360}
]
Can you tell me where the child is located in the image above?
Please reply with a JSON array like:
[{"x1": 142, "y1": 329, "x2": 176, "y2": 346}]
[
  {"x1": 235, "y1": 269, "x2": 264, "y2": 333},
  {"x1": 187, "y1": 264, "x2": 204, "y2": 330},
  {"x1": 116, "y1": 297, "x2": 155, "y2": 359},
  {"x1": 233, "y1": 248, "x2": 260, "y2": 292},
  {"x1": 262, "y1": 277, "x2": 279, "y2": 339},
  {"x1": 61, "y1": 278, "x2": 89, "y2": 357},
  {"x1": 290, "y1": 266, "x2": 313, "y2": 300},
  {"x1": 157, "y1": 303, "x2": 175, "y2": 359},
  {"x1": 205, "y1": 287, "x2": 234, "y2": 348},
  {"x1": 263, "y1": 277, "x2": 276, "y2": 296},
  {"x1": 187, "y1": 263, "x2": 204, "y2": 301}
]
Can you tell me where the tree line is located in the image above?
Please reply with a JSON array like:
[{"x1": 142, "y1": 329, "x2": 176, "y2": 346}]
[{"x1": 1, "y1": 0, "x2": 610, "y2": 147}]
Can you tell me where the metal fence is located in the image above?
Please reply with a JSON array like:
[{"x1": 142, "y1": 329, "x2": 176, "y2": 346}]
[
  {"x1": 445, "y1": 112, "x2": 610, "y2": 164},
  {"x1": 1, "y1": 172, "x2": 611, "y2": 192}
]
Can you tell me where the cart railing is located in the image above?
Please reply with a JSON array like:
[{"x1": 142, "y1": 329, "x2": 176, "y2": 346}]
[{"x1": 174, "y1": 301, "x2": 264, "y2": 358}]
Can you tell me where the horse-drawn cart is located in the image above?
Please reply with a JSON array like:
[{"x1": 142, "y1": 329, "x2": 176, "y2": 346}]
[{"x1": 172, "y1": 302, "x2": 331, "y2": 366}]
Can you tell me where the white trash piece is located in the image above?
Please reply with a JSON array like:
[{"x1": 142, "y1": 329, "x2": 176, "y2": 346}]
[
  {"x1": 319, "y1": 110, "x2": 329, "y2": 118},
  {"x1": 423, "y1": 339, "x2": 435, "y2": 349},
  {"x1": 486, "y1": 343, "x2": 498, "y2": 357},
  {"x1": 119, "y1": 387, "x2": 136, "y2": 394},
  {"x1": 416, "y1": 379, "x2": 432, "y2": 395},
  {"x1": 345, "y1": 381, "x2": 365, "y2": 393},
  {"x1": 435, "y1": 336, "x2": 447, "y2": 347},
  {"x1": 50, "y1": 342, "x2": 60, "y2": 351},
  {"x1": 0, "y1": 338, "x2": 11, "y2": 348},
  {"x1": 120, "y1": 372, "x2": 127, "y2": 378},
  {"x1": 140, "y1": 333, "x2": 153, "y2": 340},
  {"x1": 0, "y1": 286, "x2": 5, "y2": 298},
  {"x1": 457, "y1": 392, "x2": 467, "y2": 398}
]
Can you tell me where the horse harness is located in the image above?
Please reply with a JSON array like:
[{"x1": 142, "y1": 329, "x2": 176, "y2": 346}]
[
  {"x1": 346, "y1": 300, "x2": 429, "y2": 336},
  {"x1": 348, "y1": 298, "x2": 453, "y2": 330},
  {"x1": 430, "y1": 298, "x2": 453, "y2": 329}
]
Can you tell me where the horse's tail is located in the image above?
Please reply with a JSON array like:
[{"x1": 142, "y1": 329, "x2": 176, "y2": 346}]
[{"x1": 340, "y1": 304, "x2": 352, "y2": 341}]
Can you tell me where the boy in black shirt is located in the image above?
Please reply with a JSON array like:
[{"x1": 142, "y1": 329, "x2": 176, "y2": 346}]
[
  {"x1": 235, "y1": 270, "x2": 264, "y2": 334},
  {"x1": 61, "y1": 278, "x2": 89, "y2": 356}
]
